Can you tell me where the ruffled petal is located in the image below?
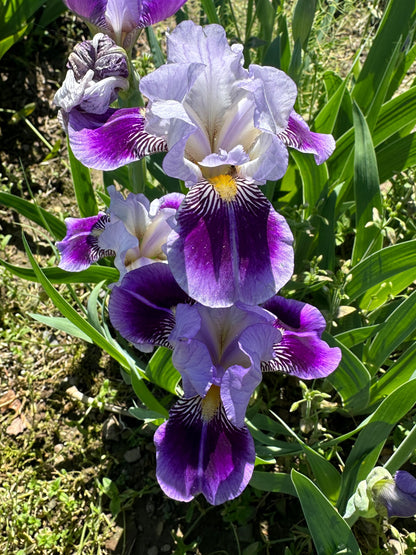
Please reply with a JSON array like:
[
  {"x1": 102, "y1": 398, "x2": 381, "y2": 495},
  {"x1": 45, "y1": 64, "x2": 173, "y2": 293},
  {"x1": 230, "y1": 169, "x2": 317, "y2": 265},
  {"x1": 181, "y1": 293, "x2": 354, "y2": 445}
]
[
  {"x1": 154, "y1": 396, "x2": 255, "y2": 505},
  {"x1": 167, "y1": 178, "x2": 294, "y2": 307},
  {"x1": 108, "y1": 263, "x2": 189, "y2": 349},
  {"x1": 56, "y1": 213, "x2": 114, "y2": 271},
  {"x1": 277, "y1": 110, "x2": 335, "y2": 165},
  {"x1": 140, "y1": 62, "x2": 205, "y2": 103},
  {"x1": 67, "y1": 107, "x2": 167, "y2": 170},
  {"x1": 242, "y1": 64, "x2": 297, "y2": 134}
]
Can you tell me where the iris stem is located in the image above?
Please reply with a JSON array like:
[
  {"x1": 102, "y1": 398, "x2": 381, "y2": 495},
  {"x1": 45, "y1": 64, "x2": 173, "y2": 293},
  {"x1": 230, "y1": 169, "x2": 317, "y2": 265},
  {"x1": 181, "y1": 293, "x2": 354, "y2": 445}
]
[
  {"x1": 128, "y1": 159, "x2": 147, "y2": 194},
  {"x1": 384, "y1": 422, "x2": 416, "y2": 474}
]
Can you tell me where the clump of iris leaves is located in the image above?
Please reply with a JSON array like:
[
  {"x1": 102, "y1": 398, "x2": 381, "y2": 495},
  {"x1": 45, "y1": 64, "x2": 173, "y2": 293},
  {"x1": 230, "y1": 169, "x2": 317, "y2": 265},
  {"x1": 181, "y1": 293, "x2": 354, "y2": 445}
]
[{"x1": 1, "y1": 0, "x2": 416, "y2": 553}]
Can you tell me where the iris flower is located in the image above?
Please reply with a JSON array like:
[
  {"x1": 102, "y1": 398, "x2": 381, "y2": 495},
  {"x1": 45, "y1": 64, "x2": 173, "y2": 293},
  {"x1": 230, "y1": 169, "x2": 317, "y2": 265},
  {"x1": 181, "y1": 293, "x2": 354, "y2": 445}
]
[
  {"x1": 63, "y1": 0, "x2": 188, "y2": 50},
  {"x1": 108, "y1": 263, "x2": 341, "y2": 504},
  {"x1": 345, "y1": 467, "x2": 416, "y2": 520},
  {"x1": 56, "y1": 186, "x2": 183, "y2": 281},
  {"x1": 64, "y1": 21, "x2": 334, "y2": 308},
  {"x1": 375, "y1": 471, "x2": 416, "y2": 518}
]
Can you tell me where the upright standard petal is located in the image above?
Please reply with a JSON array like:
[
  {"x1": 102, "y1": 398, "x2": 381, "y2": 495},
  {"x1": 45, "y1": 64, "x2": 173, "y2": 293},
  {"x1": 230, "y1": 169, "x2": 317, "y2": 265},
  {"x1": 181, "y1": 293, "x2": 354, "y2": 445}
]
[
  {"x1": 56, "y1": 213, "x2": 114, "y2": 271},
  {"x1": 64, "y1": 1, "x2": 188, "y2": 49},
  {"x1": 108, "y1": 263, "x2": 190, "y2": 349},
  {"x1": 262, "y1": 296, "x2": 342, "y2": 379},
  {"x1": 140, "y1": 0, "x2": 189, "y2": 27},
  {"x1": 64, "y1": 0, "x2": 107, "y2": 26},
  {"x1": 154, "y1": 396, "x2": 255, "y2": 505},
  {"x1": 167, "y1": 177, "x2": 294, "y2": 307}
]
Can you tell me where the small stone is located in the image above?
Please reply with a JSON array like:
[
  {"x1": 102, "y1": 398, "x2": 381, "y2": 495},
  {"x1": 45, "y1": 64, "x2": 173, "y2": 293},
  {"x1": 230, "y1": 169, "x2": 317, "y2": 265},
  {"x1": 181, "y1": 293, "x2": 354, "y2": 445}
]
[{"x1": 123, "y1": 446, "x2": 141, "y2": 463}]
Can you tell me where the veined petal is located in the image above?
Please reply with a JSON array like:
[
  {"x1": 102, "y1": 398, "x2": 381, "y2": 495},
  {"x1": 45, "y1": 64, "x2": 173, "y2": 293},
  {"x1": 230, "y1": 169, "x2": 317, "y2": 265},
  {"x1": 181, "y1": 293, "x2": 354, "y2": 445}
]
[
  {"x1": 277, "y1": 110, "x2": 335, "y2": 164},
  {"x1": 166, "y1": 22, "x2": 248, "y2": 153},
  {"x1": 154, "y1": 396, "x2": 255, "y2": 505},
  {"x1": 105, "y1": 0, "x2": 141, "y2": 34},
  {"x1": 108, "y1": 263, "x2": 189, "y2": 349},
  {"x1": 56, "y1": 213, "x2": 114, "y2": 271},
  {"x1": 167, "y1": 177, "x2": 294, "y2": 307},
  {"x1": 67, "y1": 107, "x2": 167, "y2": 170},
  {"x1": 263, "y1": 331, "x2": 341, "y2": 379},
  {"x1": 262, "y1": 296, "x2": 341, "y2": 379}
]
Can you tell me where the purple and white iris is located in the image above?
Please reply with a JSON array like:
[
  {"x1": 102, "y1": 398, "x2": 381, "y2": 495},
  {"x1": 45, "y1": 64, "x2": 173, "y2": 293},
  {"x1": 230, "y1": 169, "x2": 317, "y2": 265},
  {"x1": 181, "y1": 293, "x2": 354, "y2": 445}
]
[
  {"x1": 65, "y1": 21, "x2": 336, "y2": 306},
  {"x1": 108, "y1": 263, "x2": 341, "y2": 504},
  {"x1": 56, "y1": 186, "x2": 183, "y2": 281},
  {"x1": 63, "y1": 0, "x2": 188, "y2": 50}
]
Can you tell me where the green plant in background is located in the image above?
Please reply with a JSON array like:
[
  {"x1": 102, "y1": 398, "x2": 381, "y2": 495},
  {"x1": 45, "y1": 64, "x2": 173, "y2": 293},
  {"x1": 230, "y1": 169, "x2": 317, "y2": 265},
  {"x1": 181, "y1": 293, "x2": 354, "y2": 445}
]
[
  {"x1": 2, "y1": 0, "x2": 416, "y2": 552},
  {"x1": 0, "y1": 0, "x2": 65, "y2": 60}
]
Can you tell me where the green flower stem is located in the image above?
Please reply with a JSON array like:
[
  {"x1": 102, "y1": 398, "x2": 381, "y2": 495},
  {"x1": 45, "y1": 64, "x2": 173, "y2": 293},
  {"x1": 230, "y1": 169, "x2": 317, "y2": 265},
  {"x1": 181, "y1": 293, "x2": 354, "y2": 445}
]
[
  {"x1": 128, "y1": 159, "x2": 147, "y2": 194},
  {"x1": 384, "y1": 422, "x2": 416, "y2": 474},
  {"x1": 117, "y1": 61, "x2": 147, "y2": 193}
]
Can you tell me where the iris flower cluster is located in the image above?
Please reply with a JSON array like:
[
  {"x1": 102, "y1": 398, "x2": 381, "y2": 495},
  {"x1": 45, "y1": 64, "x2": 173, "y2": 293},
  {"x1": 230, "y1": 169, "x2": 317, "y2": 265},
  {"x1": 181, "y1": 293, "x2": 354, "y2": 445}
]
[{"x1": 56, "y1": 2, "x2": 341, "y2": 505}]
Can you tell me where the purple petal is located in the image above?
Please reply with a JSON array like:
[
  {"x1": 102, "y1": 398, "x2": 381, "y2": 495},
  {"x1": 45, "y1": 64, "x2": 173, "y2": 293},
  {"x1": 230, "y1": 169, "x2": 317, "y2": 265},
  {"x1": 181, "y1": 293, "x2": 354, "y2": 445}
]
[
  {"x1": 262, "y1": 296, "x2": 341, "y2": 379},
  {"x1": 167, "y1": 178, "x2": 294, "y2": 307},
  {"x1": 64, "y1": 0, "x2": 107, "y2": 26},
  {"x1": 378, "y1": 472, "x2": 416, "y2": 517},
  {"x1": 140, "y1": 0, "x2": 188, "y2": 27},
  {"x1": 169, "y1": 303, "x2": 278, "y2": 401},
  {"x1": 67, "y1": 107, "x2": 167, "y2": 170},
  {"x1": 263, "y1": 330, "x2": 342, "y2": 379},
  {"x1": 169, "y1": 303, "x2": 213, "y2": 398},
  {"x1": 105, "y1": 0, "x2": 142, "y2": 33},
  {"x1": 395, "y1": 471, "x2": 416, "y2": 497},
  {"x1": 154, "y1": 396, "x2": 255, "y2": 505},
  {"x1": 263, "y1": 296, "x2": 327, "y2": 334},
  {"x1": 277, "y1": 110, "x2": 335, "y2": 165},
  {"x1": 221, "y1": 321, "x2": 280, "y2": 426},
  {"x1": 157, "y1": 192, "x2": 184, "y2": 211},
  {"x1": 56, "y1": 213, "x2": 113, "y2": 271},
  {"x1": 108, "y1": 263, "x2": 189, "y2": 348}
]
